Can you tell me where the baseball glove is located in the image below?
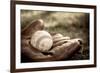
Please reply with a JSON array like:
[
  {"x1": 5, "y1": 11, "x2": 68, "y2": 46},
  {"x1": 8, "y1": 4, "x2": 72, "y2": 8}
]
[{"x1": 21, "y1": 19, "x2": 82, "y2": 62}]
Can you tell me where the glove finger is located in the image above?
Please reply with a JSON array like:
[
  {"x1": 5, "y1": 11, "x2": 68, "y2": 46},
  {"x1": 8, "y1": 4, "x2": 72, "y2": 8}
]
[
  {"x1": 21, "y1": 19, "x2": 44, "y2": 38},
  {"x1": 53, "y1": 39, "x2": 69, "y2": 47},
  {"x1": 49, "y1": 39, "x2": 82, "y2": 60}
]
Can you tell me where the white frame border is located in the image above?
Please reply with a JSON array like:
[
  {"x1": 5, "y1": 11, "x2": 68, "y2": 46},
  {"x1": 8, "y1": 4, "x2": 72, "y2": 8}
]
[{"x1": 15, "y1": 4, "x2": 94, "y2": 69}]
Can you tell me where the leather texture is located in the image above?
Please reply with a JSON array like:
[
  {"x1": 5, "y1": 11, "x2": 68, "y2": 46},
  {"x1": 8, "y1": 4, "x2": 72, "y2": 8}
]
[{"x1": 21, "y1": 19, "x2": 82, "y2": 62}]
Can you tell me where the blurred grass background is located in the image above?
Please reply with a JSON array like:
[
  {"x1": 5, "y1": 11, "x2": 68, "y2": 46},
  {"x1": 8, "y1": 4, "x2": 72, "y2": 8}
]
[{"x1": 21, "y1": 10, "x2": 89, "y2": 60}]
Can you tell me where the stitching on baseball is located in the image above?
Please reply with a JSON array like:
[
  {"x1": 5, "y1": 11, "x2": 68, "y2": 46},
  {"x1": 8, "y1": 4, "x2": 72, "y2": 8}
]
[{"x1": 36, "y1": 35, "x2": 52, "y2": 51}]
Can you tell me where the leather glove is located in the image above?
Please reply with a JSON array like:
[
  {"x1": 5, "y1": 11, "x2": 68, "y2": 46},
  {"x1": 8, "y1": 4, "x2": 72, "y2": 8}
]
[{"x1": 21, "y1": 19, "x2": 82, "y2": 62}]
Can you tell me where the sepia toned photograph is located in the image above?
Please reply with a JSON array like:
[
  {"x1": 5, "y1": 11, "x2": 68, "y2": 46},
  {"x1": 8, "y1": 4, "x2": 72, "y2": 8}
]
[
  {"x1": 21, "y1": 10, "x2": 89, "y2": 62},
  {"x1": 11, "y1": 1, "x2": 96, "y2": 72}
]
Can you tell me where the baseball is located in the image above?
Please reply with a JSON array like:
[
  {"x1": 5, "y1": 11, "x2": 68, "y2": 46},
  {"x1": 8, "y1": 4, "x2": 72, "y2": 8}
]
[{"x1": 30, "y1": 30, "x2": 53, "y2": 52}]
